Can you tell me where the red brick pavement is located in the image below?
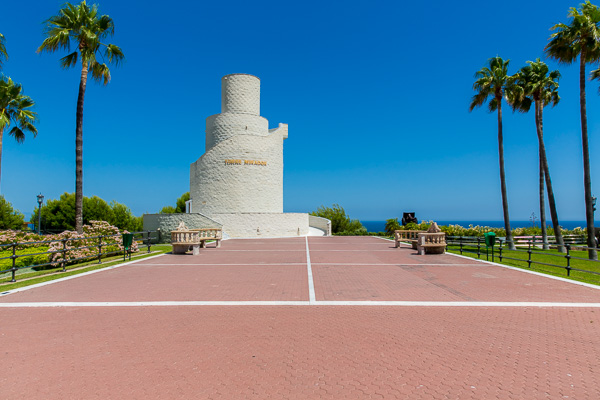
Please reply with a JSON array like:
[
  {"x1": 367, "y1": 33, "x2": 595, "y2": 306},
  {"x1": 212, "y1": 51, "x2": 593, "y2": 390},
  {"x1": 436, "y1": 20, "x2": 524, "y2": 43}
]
[
  {"x1": 0, "y1": 264, "x2": 309, "y2": 302},
  {"x1": 2, "y1": 236, "x2": 600, "y2": 399},
  {"x1": 1, "y1": 306, "x2": 599, "y2": 399}
]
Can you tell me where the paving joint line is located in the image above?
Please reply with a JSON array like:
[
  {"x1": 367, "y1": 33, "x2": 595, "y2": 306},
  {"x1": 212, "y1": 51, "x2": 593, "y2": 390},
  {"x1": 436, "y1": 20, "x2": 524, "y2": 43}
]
[
  {"x1": 306, "y1": 237, "x2": 316, "y2": 303},
  {"x1": 1, "y1": 301, "x2": 600, "y2": 308},
  {"x1": 371, "y1": 236, "x2": 600, "y2": 290},
  {"x1": 0, "y1": 253, "x2": 167, "y2": 298}
]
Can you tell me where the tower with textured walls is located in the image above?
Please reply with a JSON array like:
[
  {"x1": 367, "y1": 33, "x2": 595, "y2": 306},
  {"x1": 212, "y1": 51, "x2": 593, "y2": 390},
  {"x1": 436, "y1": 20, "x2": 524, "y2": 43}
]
[{"x1": 190, "y1": 73, "x2": 288, "y2": 215}]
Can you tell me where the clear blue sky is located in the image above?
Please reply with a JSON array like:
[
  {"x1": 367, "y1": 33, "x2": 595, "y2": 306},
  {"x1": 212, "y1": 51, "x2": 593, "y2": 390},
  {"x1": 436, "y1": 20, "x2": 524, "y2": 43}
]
[{"x1": 1, "y1": 0, "x2": 600, "y2": 222}]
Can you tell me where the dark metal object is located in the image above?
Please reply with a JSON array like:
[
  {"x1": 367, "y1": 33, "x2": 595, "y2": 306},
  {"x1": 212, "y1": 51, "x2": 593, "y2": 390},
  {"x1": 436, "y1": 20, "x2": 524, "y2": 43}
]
[
  {"x1": 36, "y1": 193, "x2": 44, "y2": 234},
  {"x1": 401, "y1": 212, "x2": 417, "y2": 226},
  {"x1": 566, "y1": 244, "x2": 571, "y2": 276}
]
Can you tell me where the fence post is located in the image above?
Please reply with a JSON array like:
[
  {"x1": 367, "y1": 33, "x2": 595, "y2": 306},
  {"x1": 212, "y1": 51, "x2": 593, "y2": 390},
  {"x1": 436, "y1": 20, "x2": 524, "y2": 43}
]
[
  {"x1": 146, "y1": 231, "x2": 151, "y2": 253},
  {"x1": 459, "y1": 237, "x2": 463, "y2": 255},
  {"x1": 527, "y1": 241, "x2": 532, "y2": 268},
  {"x1": 61, "y1": 239, "x2": 67, "y2": 272},
  {"x1": 98, "y1": 236, "x2": 103, "y2": 264},
  {"x1": 499, "y1": 239, "x2": 503, "y2": 262},
  {"x1": 565, "y1": 244, "x2": 571, "y2": 277},
  {"x1": 476, "y1": 237, "x2": 481, "y2": 259},
  {"x1": 10, "y1": 243, "x2": 17, "y2": 282}
]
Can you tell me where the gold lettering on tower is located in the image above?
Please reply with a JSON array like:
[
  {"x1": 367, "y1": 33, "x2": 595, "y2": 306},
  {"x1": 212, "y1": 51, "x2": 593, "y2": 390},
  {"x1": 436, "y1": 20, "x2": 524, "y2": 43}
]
[{"x1": 224, "y1": 159, "x2": 267, "y2": 166}]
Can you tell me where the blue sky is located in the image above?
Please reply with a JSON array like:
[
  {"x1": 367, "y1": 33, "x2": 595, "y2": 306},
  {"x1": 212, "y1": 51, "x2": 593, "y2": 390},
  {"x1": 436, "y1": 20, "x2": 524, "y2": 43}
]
[{"x1": 1, "y1": 0, "x2": 600, "y2": 222}]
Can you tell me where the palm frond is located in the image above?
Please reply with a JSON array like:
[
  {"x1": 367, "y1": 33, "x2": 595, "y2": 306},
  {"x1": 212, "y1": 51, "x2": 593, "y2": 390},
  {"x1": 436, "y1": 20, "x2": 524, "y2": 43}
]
[
  {"x1": 89, "y1": 61, "x2": 111, "y2": 85},
  {"x1": 59, "y1": 51, "x2": 78, "y2": 69},
  {"x1": 39, "y1": 0, "x2": 124, "y2": 83},
  {"x1": 0, "y1": 33, "x2": 8, "y2": 68}
]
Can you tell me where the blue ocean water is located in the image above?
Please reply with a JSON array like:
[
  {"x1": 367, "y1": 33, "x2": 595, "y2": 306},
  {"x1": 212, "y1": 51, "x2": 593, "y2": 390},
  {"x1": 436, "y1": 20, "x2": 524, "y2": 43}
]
[{"x1": 361, "y1": 220, "x2": 598, "y2": 233}]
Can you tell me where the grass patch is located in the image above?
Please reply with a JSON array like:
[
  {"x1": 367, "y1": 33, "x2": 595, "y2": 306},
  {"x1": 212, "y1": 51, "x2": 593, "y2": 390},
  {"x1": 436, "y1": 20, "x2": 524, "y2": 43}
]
[
  {"x1": 375, "y1": 235, "x2": 600, "y2": 286},
  {"x1": 446, "y1": 244, "x2": 600, "y2": 286},
  {"x1": 0, "y1": 244, "x2": 172, "y2": 292}
]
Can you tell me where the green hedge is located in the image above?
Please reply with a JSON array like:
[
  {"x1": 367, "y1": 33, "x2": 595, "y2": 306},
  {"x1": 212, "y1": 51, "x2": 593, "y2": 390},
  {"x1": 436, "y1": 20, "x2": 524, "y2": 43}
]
[{"x1": 0, "y1": 246, "x2": 49, "y2": 271}]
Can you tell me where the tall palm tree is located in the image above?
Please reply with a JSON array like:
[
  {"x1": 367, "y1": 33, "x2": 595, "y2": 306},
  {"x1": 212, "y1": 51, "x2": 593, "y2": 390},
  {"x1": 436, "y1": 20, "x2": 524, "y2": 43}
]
[
  {"x1": 545, "y1": 1, "x2": 600, "y2": 260},
  {"x1": 470, "y1": 56, "x2": 516, "y2": 250},
  {"x1": 0, "y1": 33, "x2": 7, "y2": 69},
  {"x1": 0, "y1": 77, "x2": 38, "y2": 188},
  {"x1": 512, "y1": 59, "x2": 566, "y2": 253},
  {"x1": 37, "y1": 1, "x2": 124, "y2": 233}
]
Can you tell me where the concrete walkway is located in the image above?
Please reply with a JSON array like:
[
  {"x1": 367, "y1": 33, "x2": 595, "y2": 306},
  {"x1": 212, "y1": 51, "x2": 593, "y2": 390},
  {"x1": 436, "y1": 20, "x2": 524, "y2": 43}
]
[{"x1": 1, "y1": 236, "x2": 599, "y2": 399}]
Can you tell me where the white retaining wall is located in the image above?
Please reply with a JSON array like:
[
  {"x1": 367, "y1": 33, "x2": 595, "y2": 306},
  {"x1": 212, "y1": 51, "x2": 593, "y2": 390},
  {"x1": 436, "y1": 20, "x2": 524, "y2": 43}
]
[
  {"x1": 308, "y1": 215, "x2": 332, "y2": 236},
  {"x1": 212, "y1": 213, "x2": 309, "y2": 238},
  {"x1": 143, "y1": 213, "x2": 222, "y2": 242}
]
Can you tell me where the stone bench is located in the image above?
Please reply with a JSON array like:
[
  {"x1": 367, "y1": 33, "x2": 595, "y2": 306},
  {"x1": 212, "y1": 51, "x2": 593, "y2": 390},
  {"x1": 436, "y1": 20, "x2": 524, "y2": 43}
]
[
  {"x1": 394, "y1": 230, "x2": 426, "y2": 249},
  {"x1": 416, "y1": 232, "x2": 447, "y2": 255},
  {"x1": 171, "y1": 228, "x2": 222, "y2": 255}
]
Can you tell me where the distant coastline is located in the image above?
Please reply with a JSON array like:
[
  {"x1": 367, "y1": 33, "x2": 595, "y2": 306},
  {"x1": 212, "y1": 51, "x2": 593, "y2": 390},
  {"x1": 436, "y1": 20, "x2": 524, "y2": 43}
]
[{"x1": 361, "y1": 220, "x2": 599, "y2": 233}]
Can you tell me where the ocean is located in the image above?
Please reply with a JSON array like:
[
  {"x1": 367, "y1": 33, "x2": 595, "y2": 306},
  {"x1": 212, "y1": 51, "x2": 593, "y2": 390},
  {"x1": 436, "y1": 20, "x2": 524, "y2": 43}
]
[{"x1": 360, "y1": 220, "x2": 599, "y2": 233}]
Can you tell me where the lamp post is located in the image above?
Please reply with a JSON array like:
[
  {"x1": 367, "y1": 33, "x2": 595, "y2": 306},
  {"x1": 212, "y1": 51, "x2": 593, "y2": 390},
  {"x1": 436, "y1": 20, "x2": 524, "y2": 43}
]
[
  {"x1": 593, "y1": 196, "x2": 597, "y2": 248},
  {"x1": 36, "y1": 193, "x2": 44, "y2": 234}
]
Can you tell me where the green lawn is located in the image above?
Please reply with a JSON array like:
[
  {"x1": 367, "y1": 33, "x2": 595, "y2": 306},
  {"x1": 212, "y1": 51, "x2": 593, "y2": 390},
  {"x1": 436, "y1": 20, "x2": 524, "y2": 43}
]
[
  {"x1": 375, "y1": 235, "x2": 600, "y2": 286},
  {"x1": 446, "y1": 243, "x2": 600, "y2": 286},
  {"x1": 0, "y1": 244, "x2": 172, "y2": 292}
]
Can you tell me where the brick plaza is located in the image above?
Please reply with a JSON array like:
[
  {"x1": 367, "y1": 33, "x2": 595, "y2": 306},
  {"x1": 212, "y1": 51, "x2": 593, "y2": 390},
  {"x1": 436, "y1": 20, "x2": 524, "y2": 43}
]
[{"x1": 1, "y1": 236, "x2": 599, "y2": 399}]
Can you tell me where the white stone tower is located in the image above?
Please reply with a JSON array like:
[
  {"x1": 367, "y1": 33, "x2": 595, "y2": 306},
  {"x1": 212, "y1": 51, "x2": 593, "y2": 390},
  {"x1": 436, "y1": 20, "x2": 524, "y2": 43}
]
[{"x1": 190, "y1": 74, "x2": 288, "y2": 216}]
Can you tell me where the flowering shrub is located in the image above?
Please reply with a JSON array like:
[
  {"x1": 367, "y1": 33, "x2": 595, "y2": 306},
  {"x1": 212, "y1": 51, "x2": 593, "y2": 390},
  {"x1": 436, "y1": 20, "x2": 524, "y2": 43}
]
[
  {"x1": 47, "y1": 221, "x2": 139, "y2": 266},
  {"x1": 396, "y1": 221, "x2": 588, "y2": 238},
  {"x1": 0, "y1": 221, "x2": 139, "y2": 269}
]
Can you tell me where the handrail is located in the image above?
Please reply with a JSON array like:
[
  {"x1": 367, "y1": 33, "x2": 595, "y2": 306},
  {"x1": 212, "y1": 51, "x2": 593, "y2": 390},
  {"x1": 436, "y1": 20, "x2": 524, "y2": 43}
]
[
  {"x1": 446, "y1": 235, "x2": 600, "y2": 281},
  {"x1": 0, "y1": 230, "x2": 157, "y2": 283}
]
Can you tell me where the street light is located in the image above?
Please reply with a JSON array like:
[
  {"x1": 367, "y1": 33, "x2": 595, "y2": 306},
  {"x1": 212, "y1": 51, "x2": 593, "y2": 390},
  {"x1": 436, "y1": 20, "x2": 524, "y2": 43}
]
[{"x1": 36, "y1": 193, "x2": 44, "y2": 234}]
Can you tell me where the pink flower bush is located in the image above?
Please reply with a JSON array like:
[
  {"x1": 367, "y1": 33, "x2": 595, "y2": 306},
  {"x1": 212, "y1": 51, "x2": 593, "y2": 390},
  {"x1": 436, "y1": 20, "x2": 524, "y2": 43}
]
[{"x1": 0, "y1": 221, "x2": 139, "y2": 267}]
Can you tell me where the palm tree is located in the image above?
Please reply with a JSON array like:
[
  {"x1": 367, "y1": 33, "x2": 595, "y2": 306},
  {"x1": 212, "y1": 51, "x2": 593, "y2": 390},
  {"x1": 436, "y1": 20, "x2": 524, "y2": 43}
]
[
  {"x1": 0, "y1": 77, "x2": 38, "y2": 188},
  {"x1": 511, "y1": 59, "x2": 566, "y2": 253},
  {"x1": 37, "y1": 1, "x2": 124, "y2": 233},
  {"x1": 470, "y1": 56, "x2": 516, "y2": 250},
  {"x1": 545, "y1": 1, "x2": 600, "y2": 260},
  {"x1": 0, "y1": 33, "x2": 7, "y2": 69}
]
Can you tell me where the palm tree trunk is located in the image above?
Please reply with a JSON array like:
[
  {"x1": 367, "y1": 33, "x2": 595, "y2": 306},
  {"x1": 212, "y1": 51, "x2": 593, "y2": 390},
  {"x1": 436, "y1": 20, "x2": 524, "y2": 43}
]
[
  {"x1": 536, "y1": 101, "x2": 548, "y2": 249},
  {"x1": 539, "y1": 152, "x2": 549, "y2": 250},
  {"x1": 497, "y1": 98, "x2": 515, "y2": 250},
  {"x1": 537, "y1": 102, "x2": 565, "y2": 253},
  {"x1": 75, "y1": 61, "x2": 88, "y2": 234},
  {"x1": 579, "y1": 51, "x2": 597, "y2": 260},
  {"x1": 0, "y1": 125, "x2": 3, "y2": 192}
]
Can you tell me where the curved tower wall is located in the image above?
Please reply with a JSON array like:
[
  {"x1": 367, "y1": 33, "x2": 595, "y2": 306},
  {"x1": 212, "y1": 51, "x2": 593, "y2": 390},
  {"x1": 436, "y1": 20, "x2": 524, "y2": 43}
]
[
  {"x1": 191, "y1": 74, "x2": 288, "y2": 216},
  {"x1": 221, "y1": 74, "x2": 260, "y2": 115}
]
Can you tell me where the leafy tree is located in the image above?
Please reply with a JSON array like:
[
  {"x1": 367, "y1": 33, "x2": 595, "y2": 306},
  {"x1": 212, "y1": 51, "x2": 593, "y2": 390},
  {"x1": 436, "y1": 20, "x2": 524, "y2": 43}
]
[
  {"x1": 310, "y1": 204, "x2": 365, "y2": 234},
  {"x1": 176, "y1": 192, "x2": 190, "y2": 213},
  {"x1": 160, "y1": 206, "x2": 176, "y2": 214},
  {"x1": 511, "y1": 59, "x2": 566, "y2": 252},
  {"x1": 385, "y1": 218, "x2": 401, "y2": 235},
  {"x1": 0, "y1": 33, "x2": 7, "y2": 69},
  {"x1": 38, "y1": 1, "x2": 124, "y2": 233},
  {"x1": 0, "y1": 195, "x2": 24, "y2": 229},
  {"x1": 469, "y1": 56, "x2": 516, "y2": 250},
  {"x1": 0, "y1": 77, "x2": 38, "y2": 189},
  {"x1": 32, "y1": 193, "x2": 141, "y2": 232},
  {"x1": 159, "y1": 192, "x2": 190, "y2": 214},
  {"x1": 545, "y1": 1, "x2": 600, "y2": 260},
  {"x1": 110, "y1": 200, "x2": 141, "y2": 231}
]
